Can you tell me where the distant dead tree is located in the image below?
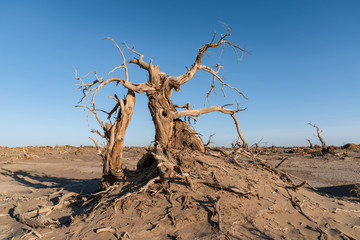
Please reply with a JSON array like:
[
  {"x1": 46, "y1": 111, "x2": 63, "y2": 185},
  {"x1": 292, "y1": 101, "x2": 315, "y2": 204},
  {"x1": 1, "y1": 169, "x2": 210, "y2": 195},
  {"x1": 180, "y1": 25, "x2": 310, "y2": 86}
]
[
  {"x1": 76, "y1": 27, "x2": 249, "y2": 188},
  {"x1": 306, "y1": 139, "x2": 313, "y2": 149},
  {"x1": 307, "y1": 123, "x2": 327, "y2": 150},
  {"x1": 23, "y1": 147, "x2": 31, "y2": 159}
]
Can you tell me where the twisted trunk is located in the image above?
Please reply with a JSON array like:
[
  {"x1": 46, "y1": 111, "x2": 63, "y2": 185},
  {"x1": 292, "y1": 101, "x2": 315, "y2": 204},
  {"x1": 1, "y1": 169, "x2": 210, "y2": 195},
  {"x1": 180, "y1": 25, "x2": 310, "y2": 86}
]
[
  {"x1": 101, "y1": 90, "x2": 135, "y2": 188},
  {"x1": 146, "y1": 65, "x2": 205, "y2": 152}
]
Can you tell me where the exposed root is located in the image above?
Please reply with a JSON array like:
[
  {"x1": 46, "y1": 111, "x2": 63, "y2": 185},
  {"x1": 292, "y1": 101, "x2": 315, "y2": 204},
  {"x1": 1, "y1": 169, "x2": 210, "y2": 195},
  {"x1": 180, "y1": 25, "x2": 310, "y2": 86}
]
[
  {"x1": 13, "y1": 192, "x2": 78, "y2": 228},
  {"x1": 199, "y1": 180, "x2": 253, "y2": 197},
  {"x1": 95, "y1": 226, "x2": 121, "y2": 239},
  {"x1": 10, "y1": 146, "x2": 359, "y2": 240},
  {"x1": 205, "y1": 146, "x2": 229, "y2": 157},
  {"x1": 20, "y1": 228, "x2": 42, "y2": 239},
  {"x1": 196, "y1": 159, "x2": 228, "y2": 173},
  {"x1": 287, "y1": 189, "x2": 314, "y2": 223},
  {"x1": 166, "y1": 185, "x2": 176, "y2": 226},
  {"x1": 211, "y1": 196, "x2": 222, "y2": 231}
]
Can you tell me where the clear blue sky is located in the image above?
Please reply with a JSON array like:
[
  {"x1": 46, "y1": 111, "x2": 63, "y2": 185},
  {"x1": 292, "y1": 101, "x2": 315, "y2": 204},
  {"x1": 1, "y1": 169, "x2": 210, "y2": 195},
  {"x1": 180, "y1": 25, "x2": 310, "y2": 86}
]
[{"x1": 1, "y1": 0, "x2": 359, "y2": 147}]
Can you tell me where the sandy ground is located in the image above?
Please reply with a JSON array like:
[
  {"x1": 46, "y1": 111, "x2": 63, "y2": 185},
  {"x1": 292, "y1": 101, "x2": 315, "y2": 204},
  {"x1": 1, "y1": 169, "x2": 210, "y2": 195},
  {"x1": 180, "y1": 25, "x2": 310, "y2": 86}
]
[{"x1": 0, "y1": 146, "x2": 359, "y2": 239}]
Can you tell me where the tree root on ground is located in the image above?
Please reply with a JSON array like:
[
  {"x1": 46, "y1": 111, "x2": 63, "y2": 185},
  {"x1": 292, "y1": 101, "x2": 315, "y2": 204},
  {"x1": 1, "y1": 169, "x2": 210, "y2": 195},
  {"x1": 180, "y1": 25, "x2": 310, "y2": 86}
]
[
  {"x1": 13, "y1": 192, "x2": 78, "y2": 228},
  {"x1": 12, "y1": 146, "x2": 327, "y2": 239}
]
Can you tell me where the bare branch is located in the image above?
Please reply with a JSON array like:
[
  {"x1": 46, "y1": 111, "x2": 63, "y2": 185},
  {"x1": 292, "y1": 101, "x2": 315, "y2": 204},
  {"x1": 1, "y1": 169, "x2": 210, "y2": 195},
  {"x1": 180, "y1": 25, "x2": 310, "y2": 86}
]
[
  {"x1": 204, "y1": 64, "x2": 221, "y2": 104},
  {"x1": 171, "y1": 105, "x2": 245, "y2": 119},
  {"x1": 91, "y1": 129, "x2": 106, "y2": 139},
  {"x1": 205, "y1": 133, "x2": 216, "y2": 147},
  {"x1": 167, "y1": 28, "x2": 248, "y2": 89},
  {"x1": 104, "y1": 38, "x2": 129, "y2": 81},
  {"x1": 89, "y1": 136, "x2": 102, "y2": 155},
  {"x1": 174, "y1": 104, "x2": 190, "y2": 110},
  {"x1": 171, "y1": 105, "x2": 248, "y2": 148},
  {"x1": 75, "y1": 105, "x2": 104, "y2": 129},
  {"x1": 123, "y1": 42, "x2": 150, "y2": 71},
  {"x1": 106, "y1": 102, "x2": 120, "y2": 120},
  {"x1": 230, "y1": 113, "x2": 248, "y2": 149},
  {"x1": 200, "y1": 64, "x2": 248, "y2": 100}
]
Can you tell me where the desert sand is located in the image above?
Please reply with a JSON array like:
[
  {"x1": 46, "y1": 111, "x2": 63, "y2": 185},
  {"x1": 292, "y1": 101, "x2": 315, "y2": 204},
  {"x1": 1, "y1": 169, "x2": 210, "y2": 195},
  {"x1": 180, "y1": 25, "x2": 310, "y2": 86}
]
[{"x1": 0, "y1": 145, "x2": 359, "y2": 239}]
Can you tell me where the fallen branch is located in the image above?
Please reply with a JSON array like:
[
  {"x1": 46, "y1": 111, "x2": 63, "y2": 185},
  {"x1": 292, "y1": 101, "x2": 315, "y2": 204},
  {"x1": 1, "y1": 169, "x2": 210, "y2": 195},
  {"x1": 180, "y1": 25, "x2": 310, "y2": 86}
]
[
  {"x1": 20, "y1": 228, "x2": 42, "y2": 239},
  {"x1": 196, "y1": 159, "x2": 228, "y2": 173},
  {"x1": 206, "y1": 146, "x2": 229, "y2": 157},
  {"x1": 112, "y1": 176, "x2": 162, "y2": 206},
  {"x1": 292, "y1": 181, "x2": 306, "y2": 191},
  {"x1": 287, "y1": 190, "x2": 314, "y2": 223},
  {"x1": 199, "y1": 180, "x2": 252, "y2": 196},
  {"x1": 95, "y1": 226, "x2": 120, "y2": 239},
  {"x1": 275, "y1": 157, "x2": 288, "y2": 169},
  {"x1": 166, "y1": 187, "x2": 176, "y2": 226},
  {"x1": 13, "y1": 192, "x2": 77, "y2": 228},
  {"x1": 213, "y1": 196, "x2": 222, "y2": 231}
]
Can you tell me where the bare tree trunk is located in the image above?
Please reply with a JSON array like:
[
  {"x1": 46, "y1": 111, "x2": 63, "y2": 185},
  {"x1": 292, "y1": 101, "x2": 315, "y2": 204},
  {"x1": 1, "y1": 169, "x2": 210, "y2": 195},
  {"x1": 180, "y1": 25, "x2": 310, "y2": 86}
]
[
  {"x1": 147, "y1": 86, "x2": 205, "y2": 152},
  {"x1": 100, "y1": 91, "x2": 135, "y2": 188}
]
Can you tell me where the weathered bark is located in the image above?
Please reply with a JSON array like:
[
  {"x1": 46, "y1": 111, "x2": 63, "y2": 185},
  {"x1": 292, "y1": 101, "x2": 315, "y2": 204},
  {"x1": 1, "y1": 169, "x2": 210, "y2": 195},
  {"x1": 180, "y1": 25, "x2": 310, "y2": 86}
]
[
  {"x1": 100, "y1": 90, "x2": 135, "y2": 188},
  {"x1": 145, "y1": 63, "x2": 205, "y2": 152}
]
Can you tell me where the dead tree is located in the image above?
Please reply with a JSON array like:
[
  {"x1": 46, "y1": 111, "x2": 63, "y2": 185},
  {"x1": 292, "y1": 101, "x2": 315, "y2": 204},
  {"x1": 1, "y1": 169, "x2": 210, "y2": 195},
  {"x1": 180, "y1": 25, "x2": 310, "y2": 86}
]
[
  {"x1": 307, "y1": 139, "x2": 313, "y2": 149},
  {"x1": 308, "y1": 123, "x2": 327, "y2": 150},
  {"x1": 76, "y1": 29, "x2": 248, "y2": 187}
]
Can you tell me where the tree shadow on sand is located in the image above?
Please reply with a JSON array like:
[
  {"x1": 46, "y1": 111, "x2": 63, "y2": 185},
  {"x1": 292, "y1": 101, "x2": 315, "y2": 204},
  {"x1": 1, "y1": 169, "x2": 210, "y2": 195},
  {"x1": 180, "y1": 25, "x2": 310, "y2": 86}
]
[
  {"x1": 2, "y1": 168, "x2": 102, "y2": 229},
  {"x1": 315, "y1": 184, "x2": 360, "y2": 202},
  {"x1": 1, "y1": 168, "x2": 100, "y2": 194}
]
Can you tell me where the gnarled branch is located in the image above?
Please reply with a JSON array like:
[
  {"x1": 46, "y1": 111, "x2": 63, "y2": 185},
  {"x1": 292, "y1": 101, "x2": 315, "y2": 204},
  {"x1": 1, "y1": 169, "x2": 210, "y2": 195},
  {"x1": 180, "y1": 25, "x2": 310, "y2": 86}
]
[
  {"x1": 167, "y1": 27, "x2": 248, "y2": 94},
  {"x1": 124, "y1": 42, "x2": 151, "y2": 71},
  {"x1": 171, "y1": 105, "x2": 245, "y2": 119},
  {"x1": 171, "y1": 105, "x2": 248, "y2": 148}
]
